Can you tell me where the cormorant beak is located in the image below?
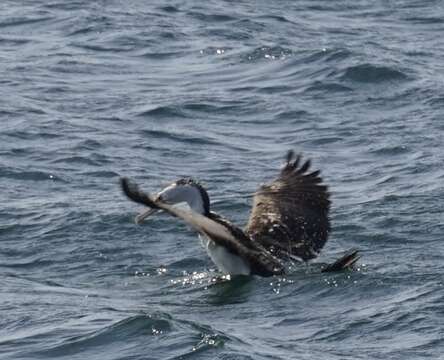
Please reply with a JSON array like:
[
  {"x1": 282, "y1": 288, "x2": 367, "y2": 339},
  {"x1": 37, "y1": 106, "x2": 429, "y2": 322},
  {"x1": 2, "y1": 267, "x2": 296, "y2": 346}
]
[
  {"x1": 134, "y1": 194, "x2": 162, "y2": 224},
  {"x1": 135, "y1": 208, "x2": 158, "y2": 224}
]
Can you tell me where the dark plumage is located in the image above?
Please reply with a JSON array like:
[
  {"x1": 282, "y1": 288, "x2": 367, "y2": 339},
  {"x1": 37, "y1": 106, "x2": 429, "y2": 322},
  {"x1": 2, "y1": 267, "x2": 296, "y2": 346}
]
[{"x1": 246, "y1": 150, "x2": 330, "y2": 261}]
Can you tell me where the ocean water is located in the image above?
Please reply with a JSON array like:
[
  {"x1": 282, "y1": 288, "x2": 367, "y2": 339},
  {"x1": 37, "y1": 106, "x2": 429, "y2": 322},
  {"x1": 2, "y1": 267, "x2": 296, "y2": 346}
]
[{"x1": 1, "y1": 1, "x2": 444, "y2": 359}]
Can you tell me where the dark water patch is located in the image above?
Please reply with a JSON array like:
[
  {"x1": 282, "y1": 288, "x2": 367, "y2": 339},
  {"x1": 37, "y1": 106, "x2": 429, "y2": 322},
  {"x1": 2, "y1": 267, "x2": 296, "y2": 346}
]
[
  {"x1": 333, "y1": 223, "x2": 367, "y2": 233},
  {"x1": 403, "y1": 16, "x2": 444, "y2": 24},
  {"x1": 370, "y1": 145, "x2": 410, "y2": 156},
  {"x1": 228, "y1": 86, "x2": 257, "y2": 93},
  {"x1": 340, "y1": 64, "x2": 409, "y2": 83},
  {"x1": 24, "y1": 107, "x2": 47, "y2": 115},
  {"x1": 256, "y1": 14, "x2": 293, "y2": 23},
  {"x1": 302, "y1": 48, "x2": 353, "y2": 64},
  {"x1": 0, "y1": 16, "x2": 53, "y2": 29},
  {"x1": 217, "y1": 354, "x2": 255, "y2": 360},
  {"x1": 0, "y1": 221, "x2": 43, "y2": 238},
  {"x1": 0, "y1": 147, "x2": 31, "y2": 157},
  {"x1": 305, "y1": 81, "x2": 353, "y2": 93},
  {"x1": 95, "y1": 116, "x2": 126, "y2": 123},
  {"x1": 80, "y1": 170, "x2": 120, "y2": 179},
  {"x1": 46, "y1": 60, "x2": 92, "y2": 74},
  {"x1": 3, "y1": 129, "x2": 62, "y2": 141},
  {"x1": 156, "y1": 30, "x2": 187, "y2": 41},
  {"x1": 205, "y1": 27, "x2": 253, "y2": 41},
  {"x1": 306, "y1": 136, "x2": 344, "y2": 145},
  {"x1": 67, "y1": 26, "x2": 95, "y2": 37},
  {"x1": 274, "y1": 110, "x2": 310, "y2": 121},
  {"x1": 52, "y1": 156, "x2": 103, "y2": 167},
  {"x1": 169, "y1": 258, "x2": 209, "y2": 270},
  {"x1": 158, "y1": 5, "x2": 180, "y2": 13},
  {"x1": 256, "y1": 85, "x2": 294, "y2": 94},
  {"x1": 187, "y1": 11, "x2": 236, "y2": 23},
  {"x1": 0, "y1": 167, "x2": 62, "y2": 182},
  {"x1": 234, "y1": 18, "x2": 267, "y2": 33},
  {"x1": 137, "y1": 105, "x2": 188, "y2": 119},
  {"x1": 140, "y1": 129, "x2": 222, "y2": 147},
  {"x1": 323, "y1": 48, "x2": 353, "y2": 62},
  {"x1": 404, "y1": 49, "x2": 432, "y2": 57},
  {"x1": 139, "y1": 102, "x2": 247, "y2": 119},
  {"x1": 306, "y1": 3, "x2": 365, "y2": 12},
  {"x1": 139, "y1": 50, "x2": 186, "y2": 60},
  {"x1": 424, "y1": 95, "x2": 444, "y2": 107},
  {"x1": 375, "y1": 175, "x2": 399, "y2": 185},
  {"x1": 70, "y1": 42, "x2": 132, "y2": 53},
  {"x1": 40, "y1": 85, "x2": 72, "y2": 94},
  {"x1": 0, "y1": 37, "x2": 32, "y2": 46},
  {"x1": 0, "y1": 109, "x2": 17, "y2": 117},
  {"x1": 72, "y1": 139, "x2": 102, "y2": 151},
  {"x1": 0, "y1": 258, "x2": 54, "y2": 270},
  {"x1": 106, "y1": 34, "x2": 165, "y2": 51},
  {"x1": 43, "y1": 2, "x2": 88, "y2": 11}
]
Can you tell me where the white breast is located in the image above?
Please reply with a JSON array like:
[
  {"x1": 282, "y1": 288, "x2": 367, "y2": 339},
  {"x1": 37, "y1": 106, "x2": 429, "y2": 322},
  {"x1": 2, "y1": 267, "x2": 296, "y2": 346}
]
[{"x1": 199, "y1": 235, "x2": 251, "y2": 275}]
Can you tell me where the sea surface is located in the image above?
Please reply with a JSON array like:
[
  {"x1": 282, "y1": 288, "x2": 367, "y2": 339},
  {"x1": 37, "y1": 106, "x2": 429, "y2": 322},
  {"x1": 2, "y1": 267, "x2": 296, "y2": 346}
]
[{"x1": 1, "y1": 1, "x2": 444, "y2": 359}]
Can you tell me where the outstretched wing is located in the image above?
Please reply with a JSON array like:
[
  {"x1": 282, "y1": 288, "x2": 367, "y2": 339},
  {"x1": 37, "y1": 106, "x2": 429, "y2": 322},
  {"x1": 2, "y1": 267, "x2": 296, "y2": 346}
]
[
  {"x1": 120, "y1": 178, "x2": 284, "y2": 276},
  {"x1": 245, "y1": 151, "x2": 330, "y2": 261}
]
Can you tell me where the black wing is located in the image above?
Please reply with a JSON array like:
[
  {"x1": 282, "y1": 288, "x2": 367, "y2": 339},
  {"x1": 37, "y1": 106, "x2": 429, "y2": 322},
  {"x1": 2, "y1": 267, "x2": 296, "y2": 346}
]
[
  {"x1": 245, "y1": 151, "x2": 330, "y2": 261},
  {"x1": 120, "y1": 178, "x2": 284, "y2": 276}
]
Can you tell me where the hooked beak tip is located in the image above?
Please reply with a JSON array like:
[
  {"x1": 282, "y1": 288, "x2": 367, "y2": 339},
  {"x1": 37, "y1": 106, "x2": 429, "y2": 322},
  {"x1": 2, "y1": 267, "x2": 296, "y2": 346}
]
[{"x1": 134, "y1": 208, "x2": 158, "y2": 224}]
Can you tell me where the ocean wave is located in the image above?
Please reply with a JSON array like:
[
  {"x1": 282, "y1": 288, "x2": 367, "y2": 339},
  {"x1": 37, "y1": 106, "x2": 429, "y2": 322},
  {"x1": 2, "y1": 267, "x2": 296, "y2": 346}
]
[
  {"x1": 303, "y1": 48, "x2": 353, "y2": 64},
  {"x1": 34, "y1": 312, "x2": 234, "y2": 359},
  {"x1": 370, "y1": 145, "x2": 410, "y2": 156},
  {"x1": 138, "y1": 50, "x2": 187, "y2": 60},
  {"x1": 0, "y1": 16, "x2": 53, "y2": 29},
  {"x1": 305, "y1": 81, "x2": 353, "y2": 93},
  {"x1": 274, "y1": 109, "x2": 310, "y2": 121},
  {"x1": 137, "y1": 101, "x2": 247, "y2": 119},
  {"x1": 51, "y1": 156, "x2": 103, "y2": 167},
  {"x1": 0, "y1": 37, "x2": 31, "y2": 46},
  {"x1": 403, "y1": 16, "x2": 444, "y2": 24},
  {"x1": 0, "y1": 167, "x2": 63, "y2": 182},
  {"x1": 256, "y1": 14, "x2": 293, "y2": 23},
  {"x1": 37, "y1": 314, "x2": 172, "y2": 357},
  {"x1": 187, "y1": 11, "x2": 236, "y2": 23},
  {"x1": 136, "y1": 105, "x2": 188, "y2": 119},
  {"x1": 140, "y1": 129, "x2": 222, "y2": 146},
  {"x1": 158, "y1": 5, "x2": 180, "y2": 13},
  {"x1": 340, "y1": 63, "x2": 409, "y2": 83},
  {"x1": 79, "y1": 170, "x2": 120, "y2": 179}
]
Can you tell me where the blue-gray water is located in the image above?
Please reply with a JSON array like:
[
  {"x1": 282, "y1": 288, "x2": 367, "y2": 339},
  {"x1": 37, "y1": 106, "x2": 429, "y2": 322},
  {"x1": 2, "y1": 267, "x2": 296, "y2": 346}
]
[{"x1": 1, "y1": 1, "x2": 444, "y2": 359}]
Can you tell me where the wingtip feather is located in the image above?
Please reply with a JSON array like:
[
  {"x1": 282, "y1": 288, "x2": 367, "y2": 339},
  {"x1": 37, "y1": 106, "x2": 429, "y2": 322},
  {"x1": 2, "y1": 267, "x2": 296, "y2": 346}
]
[
  {"x1": 286, "y1": 150, "x2": 295, "y2": 165},
  {"x1": 120, "y1": 177, "x2": 158, "y2": 209}
]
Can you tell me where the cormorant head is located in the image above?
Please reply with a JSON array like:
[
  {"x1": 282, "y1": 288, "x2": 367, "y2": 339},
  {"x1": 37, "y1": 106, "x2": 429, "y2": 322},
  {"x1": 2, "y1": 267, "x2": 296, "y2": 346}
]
[{"x1": 135, "y1": 178, "x2": 210, "y2": 224}]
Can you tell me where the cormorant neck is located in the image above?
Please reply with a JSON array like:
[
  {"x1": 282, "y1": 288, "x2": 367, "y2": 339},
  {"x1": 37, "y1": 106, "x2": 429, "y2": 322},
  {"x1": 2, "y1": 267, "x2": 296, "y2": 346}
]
[{"x1": 159, "y1": 179, "x2": 210, "y2": 216}]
